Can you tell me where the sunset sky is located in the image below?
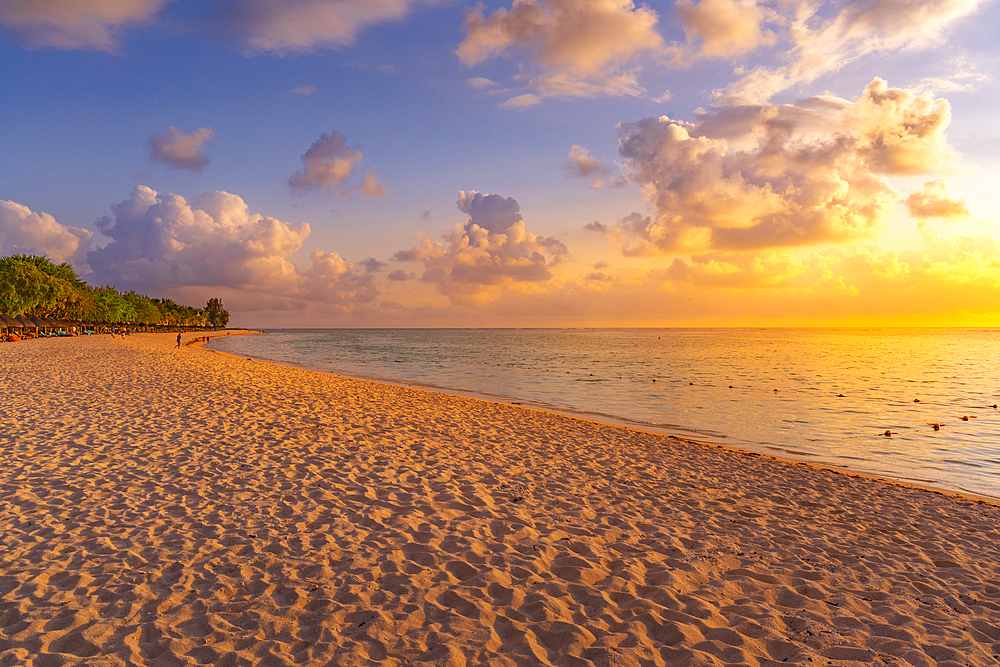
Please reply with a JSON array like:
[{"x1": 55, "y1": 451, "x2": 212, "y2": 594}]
[{"x1": 2, "y1": 0, "x2": 999, "y2": 327}]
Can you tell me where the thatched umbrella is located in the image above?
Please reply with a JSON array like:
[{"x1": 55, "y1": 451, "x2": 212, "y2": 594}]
[
  {"x1": 15, "y1": 315, "x2": 35, "y2": 333},
  {"x1": 27, "y1": 316, "x2": 47, "y2": 332}
]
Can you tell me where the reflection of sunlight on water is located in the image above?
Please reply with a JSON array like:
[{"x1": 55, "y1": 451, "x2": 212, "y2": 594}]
[{"x1": 213, "y1": 329, "x2": 1000, "y2": 499}]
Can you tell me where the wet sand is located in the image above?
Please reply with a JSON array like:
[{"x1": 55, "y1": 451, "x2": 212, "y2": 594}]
[{"x1": 1, "y1": 332, "x2": 998, "y2": 666}]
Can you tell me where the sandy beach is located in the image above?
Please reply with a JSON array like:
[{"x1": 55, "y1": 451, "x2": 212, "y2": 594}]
[{"x1": 1, "y1": 333, "x2": 998, "y2": 667}]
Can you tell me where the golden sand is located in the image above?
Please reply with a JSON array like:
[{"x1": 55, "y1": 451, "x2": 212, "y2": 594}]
[{"x1": 1, "y1": 332, "x2": 998, "y2": 666}]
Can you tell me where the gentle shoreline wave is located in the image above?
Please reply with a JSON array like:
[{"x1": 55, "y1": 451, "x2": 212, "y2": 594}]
[{"x1": 211, "y1": 328, "x2": 1000, "y2": 499}]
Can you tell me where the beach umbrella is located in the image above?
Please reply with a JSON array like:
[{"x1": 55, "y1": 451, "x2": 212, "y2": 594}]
[
  {"x1": 0, "y1": 314, "x2": 19, "y2": 328},
  {"x1": 27, "y1": 316, "x2": 47, "y2": 331},
  {"x1": 15, "y1": 315, "x2": 34, "y2": 330}
]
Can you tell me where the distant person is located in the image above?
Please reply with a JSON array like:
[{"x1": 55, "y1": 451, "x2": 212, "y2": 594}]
[{"x1": 176, "y1": 332, "x2": 182, "y2": 349}]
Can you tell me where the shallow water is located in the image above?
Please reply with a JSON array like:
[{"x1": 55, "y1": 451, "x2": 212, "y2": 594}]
[{"x1": 211, "y1": 328, "x2": 1000, "y2": 499}]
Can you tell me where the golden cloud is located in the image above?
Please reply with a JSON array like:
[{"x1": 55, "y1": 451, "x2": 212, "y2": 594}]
[
  {"x1": 613, "y1": 79, "x2": 957, "y2": 253},
  {"x1": 906, "y1": 180, "x2": 969, "y2": 220},
  {"x1": 394, "y1": 191, "x2": 570, "y2": 305},
  {"x1": 458, "y1": 0, "x2": 664, "y2": 104},
  {"x1": 0, "y1": 0, "x2": 164, "y2": 52}
]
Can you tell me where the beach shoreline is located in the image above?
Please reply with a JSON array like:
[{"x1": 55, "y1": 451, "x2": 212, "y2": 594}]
[
  {"x1": 2, "y1": 332, "x2": 999, "y2": 666},
  {"x1": 201, "y1": 331, "x2": 1000, "y2": 508}
]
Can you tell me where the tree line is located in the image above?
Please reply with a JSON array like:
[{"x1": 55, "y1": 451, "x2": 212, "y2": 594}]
[{"x1": 0, "y1": 254, "x2": 230, "y2": 327}]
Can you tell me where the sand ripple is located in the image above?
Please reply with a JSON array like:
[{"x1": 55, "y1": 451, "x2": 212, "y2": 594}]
[{"x1": 1, "y1": 334, "x2": 998, "y2": 666}]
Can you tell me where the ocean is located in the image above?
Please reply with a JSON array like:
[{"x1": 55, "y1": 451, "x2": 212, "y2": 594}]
[{"x1": 210, "y1": 328, "x2": 1000, "y2": 499}]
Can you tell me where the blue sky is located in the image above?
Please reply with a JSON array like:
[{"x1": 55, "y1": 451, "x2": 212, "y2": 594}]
[{"x1": 2, "y1": 0, "x2": 999, "y2": 326}]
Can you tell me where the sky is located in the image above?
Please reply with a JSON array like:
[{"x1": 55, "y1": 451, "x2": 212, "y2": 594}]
[{"x1": 1, "y1": 0, "x2": 999, "y2": 328}]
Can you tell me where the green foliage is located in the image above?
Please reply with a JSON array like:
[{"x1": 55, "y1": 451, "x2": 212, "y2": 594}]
[
  {"x1": 151, "y1": 298, "x2": 207, "y2": 326},
  {"x1": 205, "y1": 297, "x2": 230, "y2": 327},
  {"x1": 0, "y1": 254, "x2": 220, "y2": 326},
  {"x1": 92, "y1": 285, "x2": 138, "y2": 323},
  {"x1": 0, "y1": 259, "x2": 50, "y2": 316},
  {"x1": 122, "y1": 291, "x2": 162, "y2": 325}
]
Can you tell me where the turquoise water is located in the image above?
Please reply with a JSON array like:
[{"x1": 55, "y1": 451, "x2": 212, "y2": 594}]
[{"x1": 211, "y1": 329, "x2": 1000, "y2": 499}]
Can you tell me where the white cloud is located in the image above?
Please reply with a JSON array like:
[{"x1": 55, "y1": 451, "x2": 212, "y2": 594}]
[
  {"x1": 147, "y1": 126, "x2": 215, "y2": 171},
  {"x1": 210, "y1": 0, "x2": 416, "y2": 54},
  {"x1": 289, "y1": 131, "x2": 384, "y2": 196},
  {"x1": 0, "y1": 0, "x2": 165, "y2": 52},
  {"x1": 393, "y1": 191, "x2": 570, "y2": 305},
  {"x1": 614, "y1": 78, "x2": 958, "y2": 253},
  {"x1": 675, "y1": 0, "x2": 774, "y2": 59},
  {"x1": 913, "y1": 60, "x2": 991, "y2": 93},
  {"x1": 457, "y1": 0, "x2": 664, "y2": 104},
  {"x1": 0, "y1": 199, "x2": 92, "y2": 268},
  {"x1": 720, "y1": 0, "x2": 986, "y2": 102},
  {"x1": 287, "y1": 85, "x2": 318, "y2": 95},
  {"x1": 88, "y1": 186, "x2": 377, "y2": 310}
]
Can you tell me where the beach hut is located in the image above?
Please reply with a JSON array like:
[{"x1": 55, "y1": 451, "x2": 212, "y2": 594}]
[
  {"x1": 14, "y1": 315, "x2": 35, "y2": 336},
  {"x1": 27, "y1": 316, "x2": 48, "y2": 334},
  {"x1": 1, "y1": 315, "x2": 23, "y2": 341}
]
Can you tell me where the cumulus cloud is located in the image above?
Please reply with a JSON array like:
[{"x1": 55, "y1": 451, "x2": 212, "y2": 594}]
[
  {"x1": 357, "y1": 167, "x2": 388, "y2": 197},
  {"x1": 584, "y1": 221, "x2": 610, "y2": 233},
  {"x1": 457, "y1": 0, "x2": 664, "y2": 104},
  {"x1": 675, "y1": 0, "x2": 774, "y2": 59},
  {"x1": 88, "y1": 186, "x2": 377, "y2": 310},
  {"x1": 564, "y1": 145, "x2": 605, "y2": 177},
  {"x1": 565, "y1": 144, "x2": 613, "y2": 188},
  {"x1": 0, "y1": 199, "x2": 93, "y2": 268},
  {"x1": 387, "y1": 269, "x2": 410, "y2": 281},
  {"x1": 906, "y1": 180, "x2": 969, "y2": 220},
  {"x1": 393, "y1": 191, "x2": 570, "y2": 305},
  {"x1": 721, "y1": 0, "x2": 985, "y2": 102},
  {"x1": 147, "y1": 126, "x2": 215, "y2": 171},
  {"x1": 289, "y1": 131, "x2": 384, "y2": 196},
  {"x1": 0, "y1": 0, "x2": 165, "y2": 52},
  {"x1": 613, "y1": 78, "x2": 958, "y2": 254},
  {"x1": 210, "y1": 0, "x2": 416, "y2": 54}
]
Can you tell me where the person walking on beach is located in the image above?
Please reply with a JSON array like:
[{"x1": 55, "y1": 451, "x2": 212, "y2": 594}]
[{"x1": 175, "y1": 332, "x2": 182, "y2": 349}]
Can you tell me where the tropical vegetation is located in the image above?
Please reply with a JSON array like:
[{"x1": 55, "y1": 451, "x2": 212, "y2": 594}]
[{"x1": 0, "y1": 254, "x2": 224, "y2": 326}]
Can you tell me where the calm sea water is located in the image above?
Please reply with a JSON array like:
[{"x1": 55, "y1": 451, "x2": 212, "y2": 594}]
[{"x1": 211, "y1": 329, "x2": 1000, "y2": 499}]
